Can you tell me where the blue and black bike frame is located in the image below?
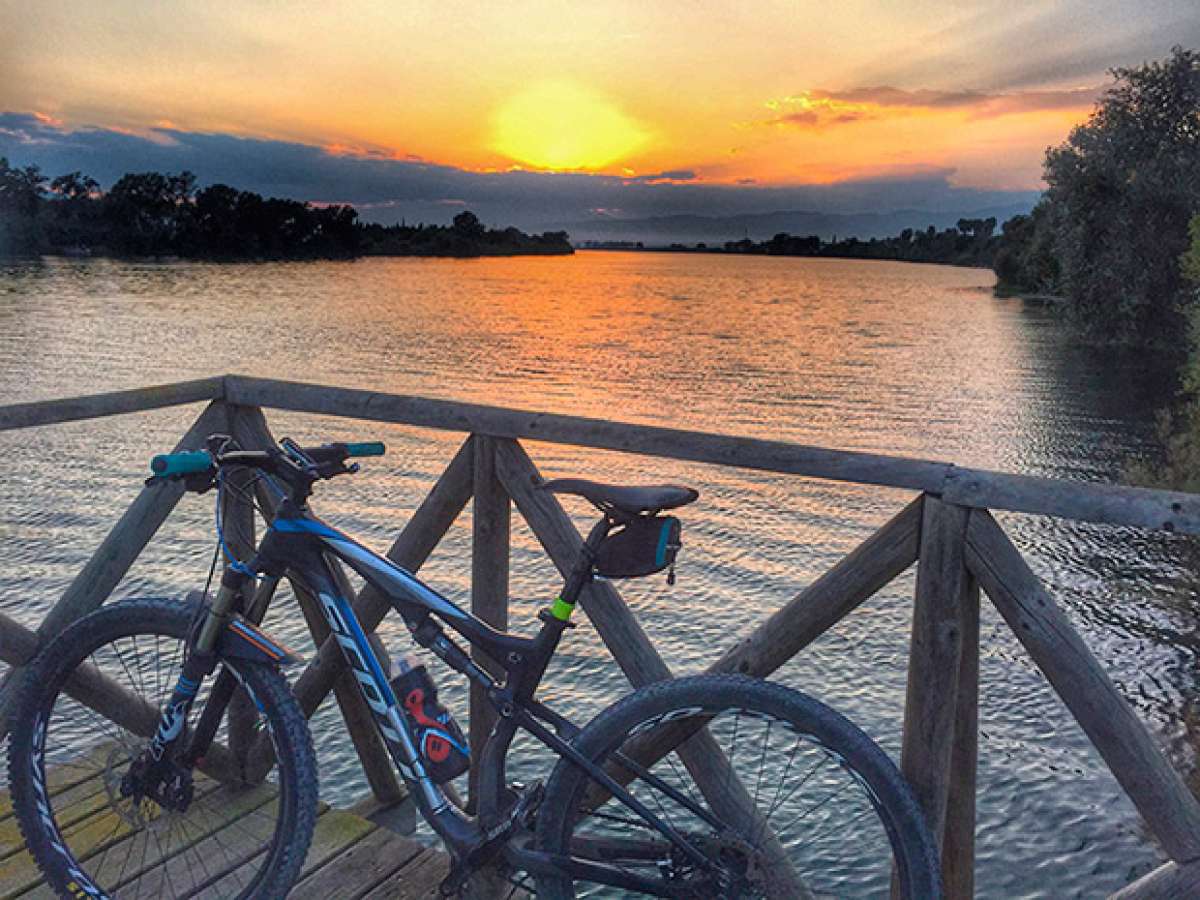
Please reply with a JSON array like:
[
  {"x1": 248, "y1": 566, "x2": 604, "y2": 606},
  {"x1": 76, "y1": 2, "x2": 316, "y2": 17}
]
[{"x1": 148, "y1": 451, "x2": 725, "y2": 894}]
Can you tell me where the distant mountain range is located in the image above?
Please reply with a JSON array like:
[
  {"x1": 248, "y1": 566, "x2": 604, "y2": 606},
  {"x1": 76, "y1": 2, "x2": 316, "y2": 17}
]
[{"x1": 556, "y1": 203, "x2": 1036, "y2": 246}]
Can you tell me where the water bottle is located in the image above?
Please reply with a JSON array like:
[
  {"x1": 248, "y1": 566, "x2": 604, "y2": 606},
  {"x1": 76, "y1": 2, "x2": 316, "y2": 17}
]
[{"x1": 388, "y1": 652, "x2": 470, "y2": 783}]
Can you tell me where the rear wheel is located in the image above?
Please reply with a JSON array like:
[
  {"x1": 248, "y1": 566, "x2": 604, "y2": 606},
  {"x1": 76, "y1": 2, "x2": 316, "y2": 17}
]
[
  {"x1": 7, "y1": 597, "x2": 317, "y2": 899},
  {"x1": 535, "y1": 674, "x2": 940, "y2": 898}
]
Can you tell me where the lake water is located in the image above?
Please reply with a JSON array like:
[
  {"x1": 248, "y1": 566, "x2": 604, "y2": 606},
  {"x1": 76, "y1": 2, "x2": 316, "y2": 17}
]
[{"x1": 0, "y1": 251, "x2": 1195, "y2": 897}]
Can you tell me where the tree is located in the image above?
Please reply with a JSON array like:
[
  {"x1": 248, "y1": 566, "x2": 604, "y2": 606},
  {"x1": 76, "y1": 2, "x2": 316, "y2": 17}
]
[
  {"x1": 49, "y1": 172, "x2": 99, "y2": 202},
  {"x1": 192, "y1": 183, "x2": 245, "y2": 256},
  {"x1": 0, "y1": 157, "x2": 47, "y2": 216},
  {"x1": 44, "y1": 171, "x2": 102, "y2": 249},
  {"x1": 1042, "y1": 46, "x2": 1200, "y2": 342},
  {"x1": 0, "y1": 157, "x2": 47, "y2": 254},
  {"x1": 993, "y1": 201, "x2": 1062, "y2": 293},
  {"x1": 1131, "y1": 215, "x2": 1200, "y2": 491},
  {"x1": 1183, "y1": 214, "x2": 1200, "y2": 290},
  {"x1": 104, "y1": 170, "x2": 197, "y2": 254},
  {"x1": 451, "y1": 210, "x2": 485, "y2": 239}
]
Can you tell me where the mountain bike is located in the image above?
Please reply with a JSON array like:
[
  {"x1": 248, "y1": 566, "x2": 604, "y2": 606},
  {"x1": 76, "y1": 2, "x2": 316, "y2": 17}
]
[{"x1": 7, "y1": 434, "x2": 941, "y2": 898}]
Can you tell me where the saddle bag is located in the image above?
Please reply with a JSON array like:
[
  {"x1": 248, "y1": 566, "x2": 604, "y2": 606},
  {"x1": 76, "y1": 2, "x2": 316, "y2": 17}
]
[{"x1": 594, "y1": 515, "x2": 682, "y2": 579}]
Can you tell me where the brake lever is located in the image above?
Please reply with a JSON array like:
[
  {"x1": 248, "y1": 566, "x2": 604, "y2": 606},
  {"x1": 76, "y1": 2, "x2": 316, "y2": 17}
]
[
  {"x1": 279, "y1": 437, "x2": 319, "y2": 473},
  {"x1": 315, "y1": 460, "x2": 359, "y2": 480},
  {"x1": 205, "y1": 433, "x2": 237, "y2": 459}
]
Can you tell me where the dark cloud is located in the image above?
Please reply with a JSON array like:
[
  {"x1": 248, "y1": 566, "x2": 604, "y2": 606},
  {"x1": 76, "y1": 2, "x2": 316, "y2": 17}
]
[
  {"x1": 623, "y1": 169, "x2": 697, "y2": 184},
  {"x1": 0, "y1": 112, "x2": 1038, "y2": 229},
  {"x1": 849, "y1": 2, "x2": 1200, "y2": 93}
]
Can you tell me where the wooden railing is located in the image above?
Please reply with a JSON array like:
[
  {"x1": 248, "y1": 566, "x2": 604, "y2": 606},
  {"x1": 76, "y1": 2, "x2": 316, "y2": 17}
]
[{"x1": 2, "y1": 374, "x2": 1199, "y2": 899}]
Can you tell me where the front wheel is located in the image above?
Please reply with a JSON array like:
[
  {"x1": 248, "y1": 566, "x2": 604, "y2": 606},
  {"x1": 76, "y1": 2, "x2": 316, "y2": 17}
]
[
  {"x1": 535, "y1": 674, "x2": 940, "y2": 899},
  {"x1": 7, "y1": 597, "x2": 318, "y2": 899}
]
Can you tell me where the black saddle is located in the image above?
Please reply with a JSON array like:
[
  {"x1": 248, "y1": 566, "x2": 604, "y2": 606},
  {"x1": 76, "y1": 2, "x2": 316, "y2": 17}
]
[{"x1": 540, "y1": 478, "x2": 699, "y2": 515}]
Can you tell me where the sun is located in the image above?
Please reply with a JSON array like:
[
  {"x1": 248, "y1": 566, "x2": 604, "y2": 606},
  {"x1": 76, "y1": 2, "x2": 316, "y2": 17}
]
[{"x1": 491, "y1": 82, "x2": 648, "y2": 171}]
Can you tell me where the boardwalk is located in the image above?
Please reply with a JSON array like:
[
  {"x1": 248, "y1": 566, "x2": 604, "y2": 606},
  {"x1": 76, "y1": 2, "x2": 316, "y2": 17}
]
[{"x1": 0, "y1": 746, "x2": 451, "y2": 899}]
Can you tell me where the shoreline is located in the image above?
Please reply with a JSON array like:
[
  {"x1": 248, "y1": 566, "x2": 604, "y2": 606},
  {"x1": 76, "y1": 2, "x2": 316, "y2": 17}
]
[
  {"x1": 576, "y1": 244, "x2": 997, "y2": 271},
  {"x1": 0, "y1": 246, "x2": 575, "y2": 264}
]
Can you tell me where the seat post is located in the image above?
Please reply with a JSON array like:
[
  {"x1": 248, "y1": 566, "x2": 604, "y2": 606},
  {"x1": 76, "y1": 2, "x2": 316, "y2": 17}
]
[{"x1": 555, "y1": 517, "x2": 611, "y2": 611}]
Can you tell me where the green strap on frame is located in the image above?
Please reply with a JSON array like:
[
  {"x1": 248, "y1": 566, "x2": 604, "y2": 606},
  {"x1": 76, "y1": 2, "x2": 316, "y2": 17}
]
[{"x1": 549, "y1": 596, "x2": 575, "y2": 621}]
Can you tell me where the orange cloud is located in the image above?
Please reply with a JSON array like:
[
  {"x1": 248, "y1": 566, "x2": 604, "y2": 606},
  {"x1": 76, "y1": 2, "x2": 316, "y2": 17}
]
[
  {"x1": 751, "y1": 94, "x2": 877, "y2": 131},
  {"x1": 808, "y1": 85, "x2": 1100, "y2": 119},
  {"x1": 752, "y1": 84, "x2": 1097, "y2": 135}
]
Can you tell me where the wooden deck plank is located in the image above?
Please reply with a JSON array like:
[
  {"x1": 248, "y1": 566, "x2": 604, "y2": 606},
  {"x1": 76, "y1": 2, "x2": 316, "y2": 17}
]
[
  {"x1": 0, "y1": 807, "x2": 136, "y2": 897},
  {"x1": 289, "y1": 827, "x2": 426, "y2": 900},
  {"x1": 18, "y1": 784, "x2": 277, "y2": 900},
  {"x1": 0, "y1": 743, "x2": 123, "y2": 822},
  {"x1": 292, "y1": 809, "x2": 378, "y2": 879},
  {"x1": 0, "y1": 749, "x2": 442, "y2": 899},
  {"x1": 0, "y1": 774, "x2": 112, "y2": 860},
  {"x1": 114, "y1": 796, "x2": 291, "y2": 899},
  {"x1": 358, "y1": 846, "x2": 449, "y2": 899},
  {"x1": 0, "y1": 779, "x2": 222, "y2": 899},
  {"x1": 188, "y1": 806, "x2": 373, "y2": 898}
]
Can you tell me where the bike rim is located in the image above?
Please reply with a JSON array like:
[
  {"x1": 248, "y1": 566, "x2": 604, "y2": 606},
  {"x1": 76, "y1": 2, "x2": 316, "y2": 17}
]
[{"x1": 560, "y1": 705, "x2": 907, "y2": 899}]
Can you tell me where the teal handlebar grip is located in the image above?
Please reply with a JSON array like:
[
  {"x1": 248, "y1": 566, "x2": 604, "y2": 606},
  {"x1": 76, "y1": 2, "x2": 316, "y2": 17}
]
[
  {"x1": 150, "y1": 449, "x2": 214, "y2": 476},
  {"x1": 345, "y1": 441, "x2": 386, "y2": 458}
]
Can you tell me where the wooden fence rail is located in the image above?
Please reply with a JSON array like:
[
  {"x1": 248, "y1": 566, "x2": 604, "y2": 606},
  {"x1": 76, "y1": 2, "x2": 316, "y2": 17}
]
[{"x1": 1, "y1": 374, "x2": 1198, "y2": 899}]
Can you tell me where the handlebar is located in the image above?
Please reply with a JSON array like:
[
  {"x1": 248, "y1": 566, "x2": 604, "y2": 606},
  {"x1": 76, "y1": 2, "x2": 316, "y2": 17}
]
[
  {"x1": 149, "y1": 439, "x2": 387, "y2": 492},
  {"x1": 345, "y1": 441, "x2": 385, "y2": 458},
  {"x1": 150, "y1": 449, "x2": 214, "y2": 476}
]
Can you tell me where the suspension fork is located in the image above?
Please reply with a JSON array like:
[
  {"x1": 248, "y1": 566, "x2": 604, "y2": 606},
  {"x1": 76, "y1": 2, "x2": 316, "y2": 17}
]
[{"x1": 164, "y1": 570, "x2": 279, "y2": 767}]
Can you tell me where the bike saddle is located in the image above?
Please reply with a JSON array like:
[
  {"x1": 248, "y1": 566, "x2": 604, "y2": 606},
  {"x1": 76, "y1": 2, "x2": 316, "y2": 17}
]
[{"x1": 540, "y1": 478, "x2": 698, "y2": 515}]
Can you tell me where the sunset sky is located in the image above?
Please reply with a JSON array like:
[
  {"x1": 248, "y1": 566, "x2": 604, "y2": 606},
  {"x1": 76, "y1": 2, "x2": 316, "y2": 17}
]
[{"x1": 2, "y1": 1, "x2": 1197, "y2": 229}]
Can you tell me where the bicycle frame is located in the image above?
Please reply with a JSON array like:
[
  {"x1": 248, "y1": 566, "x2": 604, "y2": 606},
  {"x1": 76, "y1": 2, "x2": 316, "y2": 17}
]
[{"x1": 167, "y1": 488, "x2": 721, "y2": 895}]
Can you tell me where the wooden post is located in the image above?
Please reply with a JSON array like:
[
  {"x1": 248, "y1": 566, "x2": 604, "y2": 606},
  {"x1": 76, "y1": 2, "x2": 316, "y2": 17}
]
[
  {"x1": 469, "y1": 436, "x2": 510, "y2": 809},
  {"x1": 1109, "y1": 860, "x2": 1200, "y2": 899},
  {"x1": 493, "y1": 437, "x2": 815, "y2": 900},
  {"x1": 942, "y1": 574, "x2": 980, "y2": 899},
  {"x1": 897, "y1": 496, "x2": 972, "y2": 892},
  {"x1": 0, "y1": 400, "x2": 227, "y2": 739},
  {"x1": 965, "y1": 508, "x2": 1200, "y2": 863}
]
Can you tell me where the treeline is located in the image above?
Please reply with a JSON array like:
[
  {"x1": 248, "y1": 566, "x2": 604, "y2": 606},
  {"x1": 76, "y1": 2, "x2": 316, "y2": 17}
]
[
  {"x1": 720, "y1": 217, "x2": 1000, "y2": 267},
  {"x1": 0, "y1": 163, "x2": 572, "y2": 259},
  {"x1": 989, "y1": 46, "x2": 1200, "y2": 345},
  {"x1": 359, "y1": 214, "x2": 571, "y2": 257}
]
